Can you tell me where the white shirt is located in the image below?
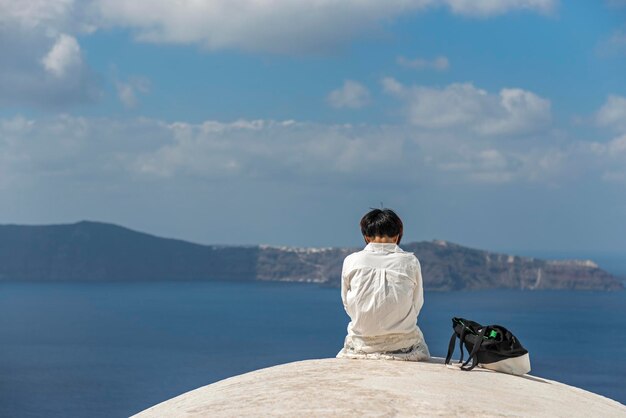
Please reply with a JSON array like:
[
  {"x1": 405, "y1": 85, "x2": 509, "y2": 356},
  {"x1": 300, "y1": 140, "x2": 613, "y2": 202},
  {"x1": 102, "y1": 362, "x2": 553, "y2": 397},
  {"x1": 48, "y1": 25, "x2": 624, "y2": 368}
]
[{"x1": 338, "y1": 242, "x2": 429, "y2": 358}]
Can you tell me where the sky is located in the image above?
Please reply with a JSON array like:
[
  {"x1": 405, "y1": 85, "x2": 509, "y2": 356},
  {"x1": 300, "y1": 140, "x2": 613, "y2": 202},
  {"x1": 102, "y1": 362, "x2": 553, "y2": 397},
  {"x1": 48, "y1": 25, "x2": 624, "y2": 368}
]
[{"x1": 1, "y1": 0, "x2": 626, "y2": 254}]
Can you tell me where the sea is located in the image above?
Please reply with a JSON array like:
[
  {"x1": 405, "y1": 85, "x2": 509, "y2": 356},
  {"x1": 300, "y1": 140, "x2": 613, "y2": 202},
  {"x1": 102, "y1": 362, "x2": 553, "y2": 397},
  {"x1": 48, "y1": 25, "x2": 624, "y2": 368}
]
[{"x1": 1, "y1": 281, "x2": 625, "y2": 417}]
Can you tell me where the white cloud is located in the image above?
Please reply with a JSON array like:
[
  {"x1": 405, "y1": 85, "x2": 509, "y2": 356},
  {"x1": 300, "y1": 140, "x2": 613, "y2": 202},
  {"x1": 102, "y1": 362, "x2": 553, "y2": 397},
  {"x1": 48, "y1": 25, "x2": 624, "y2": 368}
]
[
  {"x1": 444, "y1": 0, "x2": 557, "y2": 17},
  {"x1": 382, "y1": 78, "x2": 552, "y2": 136},
  {"x1": 41, "y1": 34, "x2": 82, "y2": 77},
  {"x1": 116, "y1": 77, "x2": 150, "y2": 109},
  {"x1": 0, "y1": 1, "x2": 99, "y2": 107},
  {"x1": 0, "y1": 0, "x2": 560, "y2": 55},
  {"x1": 0, "y1": 113, "x2": 592, "y2": 191},
  {"x1": 125, "y1": 118, "x2": 586, "y2": 184},
  {"x1": 0, "y1": 31, "x2": 99, "y2": 107},
  {"x1": 588, "y1": 98, "x2": 626, "y2": 182},
  {"x1": 116, "y1": 83, "x2": 137, "y2": 109},
  {"x1": 0, "y1": 116, "x2": 424, "y2": 189},
  {"x1": 397, "y1": 55, "x2": 449, "y2": 71},
  {"x1": 436, "y1": 147, "x2": 514, "y2": 183},
  {"x1": 586, "y1": 133, "x2": 626, "y2": 182},
  {"x1": 91, "y1": 0, "x2": 426, "y2": 54},
  {"x1": 131, "y1": 119, "x2": 412, "y2": 180},
  {"x1": 327, "y1": 80, "x2": 371, "y2": 109},
  {"x1": 592, "y1": 134, "x2": 626, "y2": 156},
  {"x1": 0, "y1": 0, "x2": 74, "y2": 29},
  {"x1": 90, "y1": 0, "x2": 556, "y2": 53},
  {"x1": 381, "y1": 78, "x2": 404, "y2": 95},
  {"x1": 596, "y1": 95, "x2": 626, "y2": 132}
]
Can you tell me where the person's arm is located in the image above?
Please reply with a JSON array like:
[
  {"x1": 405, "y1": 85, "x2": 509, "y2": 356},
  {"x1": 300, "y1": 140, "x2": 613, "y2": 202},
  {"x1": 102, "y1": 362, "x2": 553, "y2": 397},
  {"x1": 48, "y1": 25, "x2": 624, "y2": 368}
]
[
  {"x1": 413, "y1": 257, "x2": 424, "y2": 315},
  {"x1": 341, "y1": 257, "x2": 351, "y2": 312}
]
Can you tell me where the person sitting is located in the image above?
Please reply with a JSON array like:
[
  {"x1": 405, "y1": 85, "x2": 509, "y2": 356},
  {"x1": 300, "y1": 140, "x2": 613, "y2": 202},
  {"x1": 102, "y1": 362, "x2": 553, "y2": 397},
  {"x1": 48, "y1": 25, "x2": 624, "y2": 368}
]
[{"x1": 337, "y1": 208, "x2": 430, "y2": 361}]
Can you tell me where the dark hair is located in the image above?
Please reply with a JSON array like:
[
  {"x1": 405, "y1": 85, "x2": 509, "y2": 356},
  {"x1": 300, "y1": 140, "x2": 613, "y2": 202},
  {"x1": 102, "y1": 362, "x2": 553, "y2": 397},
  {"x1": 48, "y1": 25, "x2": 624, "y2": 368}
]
[{"x1": 360, "y1": 208, "x2": 404, "y2": 244}]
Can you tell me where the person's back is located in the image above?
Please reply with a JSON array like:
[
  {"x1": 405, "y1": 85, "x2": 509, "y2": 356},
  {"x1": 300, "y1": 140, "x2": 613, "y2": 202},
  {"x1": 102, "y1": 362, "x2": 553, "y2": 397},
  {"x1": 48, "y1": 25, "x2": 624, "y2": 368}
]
[{"x1": 337, "y1": 209, "x2": 430, "y2": 361}]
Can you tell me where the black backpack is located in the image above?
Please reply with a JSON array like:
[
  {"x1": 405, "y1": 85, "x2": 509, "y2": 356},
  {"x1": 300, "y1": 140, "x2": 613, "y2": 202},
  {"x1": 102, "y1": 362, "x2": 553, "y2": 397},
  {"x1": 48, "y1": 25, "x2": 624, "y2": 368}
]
[{"x1": 444, "y1": 317, "x2": 531, "y2": 375}]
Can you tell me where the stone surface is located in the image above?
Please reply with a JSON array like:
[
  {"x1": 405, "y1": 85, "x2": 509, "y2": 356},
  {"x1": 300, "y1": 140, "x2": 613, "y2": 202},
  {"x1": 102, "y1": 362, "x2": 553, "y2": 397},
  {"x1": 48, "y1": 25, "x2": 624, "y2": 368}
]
[{"x1": 133, "y1": 358, "x2": 626, "y2": 417}]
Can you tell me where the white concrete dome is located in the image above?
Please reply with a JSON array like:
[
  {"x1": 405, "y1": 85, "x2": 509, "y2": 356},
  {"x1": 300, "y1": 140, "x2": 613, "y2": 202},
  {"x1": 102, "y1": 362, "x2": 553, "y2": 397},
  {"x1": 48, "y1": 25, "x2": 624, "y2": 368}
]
[{"x1": 133, "y1": 358, "x2": 626, "y2": 417}]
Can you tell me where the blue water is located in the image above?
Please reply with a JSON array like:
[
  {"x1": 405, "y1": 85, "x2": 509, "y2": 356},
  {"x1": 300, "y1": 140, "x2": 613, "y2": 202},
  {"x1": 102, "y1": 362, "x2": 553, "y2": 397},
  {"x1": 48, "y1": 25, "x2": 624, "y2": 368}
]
[{"x1": 0, "y1": 282, "x2": 624, "y2": 417}]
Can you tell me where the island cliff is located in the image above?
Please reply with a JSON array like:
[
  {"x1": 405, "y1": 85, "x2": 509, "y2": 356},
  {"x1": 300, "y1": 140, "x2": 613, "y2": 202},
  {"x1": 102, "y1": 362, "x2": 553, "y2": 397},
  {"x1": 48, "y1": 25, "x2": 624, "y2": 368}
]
[{"x1": 0, "y1": 221, "x2": 622, "y2": 291}]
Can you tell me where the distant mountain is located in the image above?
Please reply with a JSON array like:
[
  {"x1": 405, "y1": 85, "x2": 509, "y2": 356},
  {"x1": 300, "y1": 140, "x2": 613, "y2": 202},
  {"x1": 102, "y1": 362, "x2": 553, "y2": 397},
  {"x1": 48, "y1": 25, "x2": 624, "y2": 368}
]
[
  {"x1": 0, "y1": 221, "x2": 258, "y2": 282},
  {"x1": 0, "y1": 221, "x2": 622, "y2": 291}
]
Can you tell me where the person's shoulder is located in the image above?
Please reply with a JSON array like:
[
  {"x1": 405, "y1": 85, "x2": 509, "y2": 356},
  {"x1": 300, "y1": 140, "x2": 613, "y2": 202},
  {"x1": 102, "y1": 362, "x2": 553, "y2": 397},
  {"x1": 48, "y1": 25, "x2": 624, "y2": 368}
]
[
  {"x1": 397, "y1": 248, "x2": 421, "y2": 267},
  {"x1": 344, "y1": 248, "x2": 363, "y2": 258},
  {"x1": 343, "y1": 249, "x2": 362, "y2": 264}
]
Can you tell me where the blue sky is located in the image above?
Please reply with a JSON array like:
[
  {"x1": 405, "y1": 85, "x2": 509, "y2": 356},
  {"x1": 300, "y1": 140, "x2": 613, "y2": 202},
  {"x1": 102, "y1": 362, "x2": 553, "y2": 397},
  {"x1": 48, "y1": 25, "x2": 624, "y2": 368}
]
[{"x1": 1, "y1": 0, "x2": 626, "y2": 255}]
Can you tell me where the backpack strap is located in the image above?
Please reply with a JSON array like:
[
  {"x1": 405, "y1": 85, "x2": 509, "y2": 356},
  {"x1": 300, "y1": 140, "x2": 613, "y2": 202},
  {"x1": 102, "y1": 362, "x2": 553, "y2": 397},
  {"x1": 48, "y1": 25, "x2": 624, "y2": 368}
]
[
  {"x1": 461, "y1": 326, "x2": 487, "y2": 371},
  {"x1": 458, "y1": 327, "x2": 468, "y2": 364},
  {"x1": 445, "y1": 331, "x2": 457, "y2": 364},
  {"x1": 445, "y1": 320, "x2": 474, "y2": 365}
]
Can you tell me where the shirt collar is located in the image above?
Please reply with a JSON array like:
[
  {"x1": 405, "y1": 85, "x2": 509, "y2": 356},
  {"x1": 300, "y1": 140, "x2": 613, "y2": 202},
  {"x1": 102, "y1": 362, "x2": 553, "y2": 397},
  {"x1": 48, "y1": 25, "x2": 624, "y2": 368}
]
[{"x1": 364, "y1": 243, "x2": 404, "y2": 253}]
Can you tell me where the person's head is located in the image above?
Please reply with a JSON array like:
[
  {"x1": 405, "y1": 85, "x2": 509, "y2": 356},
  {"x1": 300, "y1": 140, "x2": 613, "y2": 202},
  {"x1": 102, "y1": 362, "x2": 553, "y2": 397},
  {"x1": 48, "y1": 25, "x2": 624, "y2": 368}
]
[{"x1": 360, "y1": 208, "x2": 404, "y2": 245}]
